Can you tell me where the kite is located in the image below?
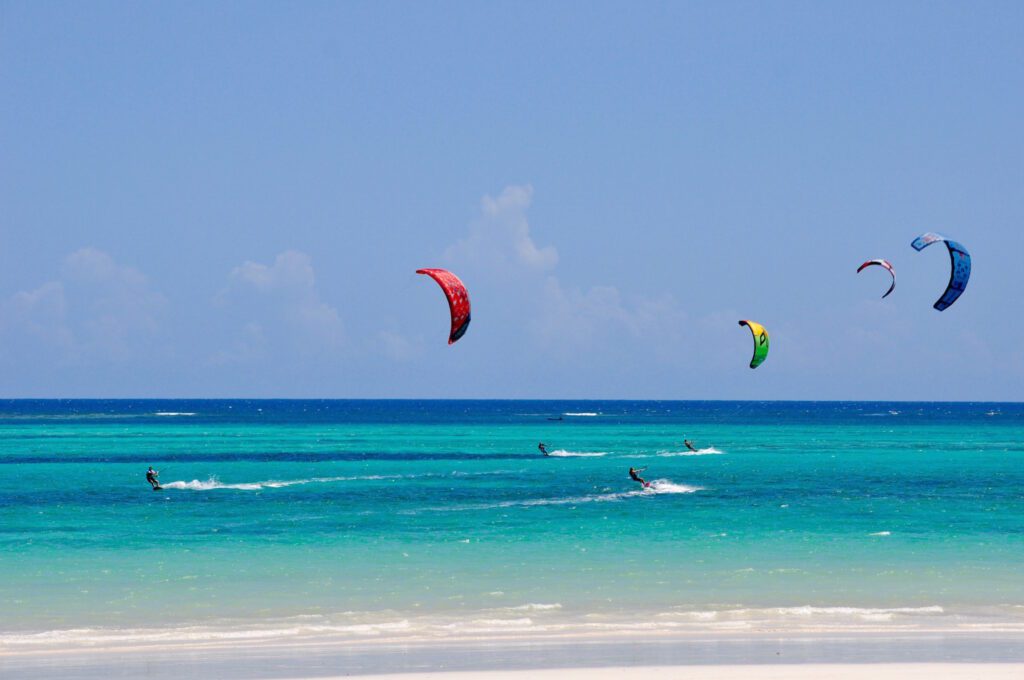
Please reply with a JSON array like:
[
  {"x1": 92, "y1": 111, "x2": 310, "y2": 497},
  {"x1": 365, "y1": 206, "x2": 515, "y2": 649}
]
[
  {"x1": 857, "y1": 259, "x2": 896, "y2": 299},
  {"x1": 910, "y1": 233, "x2": 970, "y2": 311},
  {"x1": 738, "y1": 320, "x2": 769, "y2": 369},
  {"x1": 416, "y1": 268, "x2": 471, "y2": 344}
]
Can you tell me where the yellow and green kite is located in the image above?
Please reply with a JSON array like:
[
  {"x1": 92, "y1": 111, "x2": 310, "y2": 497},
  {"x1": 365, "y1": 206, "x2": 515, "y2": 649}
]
[{"x1": 738, "y1": 320, "x2": 769, "y2": 369}]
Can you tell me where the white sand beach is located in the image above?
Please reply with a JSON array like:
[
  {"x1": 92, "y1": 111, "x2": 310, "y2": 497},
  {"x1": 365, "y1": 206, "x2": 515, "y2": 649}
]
[
  {"x1": 343, "y1": 666, "x2": 1024, "y2": 680},
  {"x1": 4, "y1": 631, "x2": 1024, "y2": 680}
]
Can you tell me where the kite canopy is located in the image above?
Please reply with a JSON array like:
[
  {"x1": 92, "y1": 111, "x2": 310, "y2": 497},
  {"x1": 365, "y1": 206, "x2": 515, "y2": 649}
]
[
  {"x1": 910, "y1": 233, "x2": 970, "y2": 311},
  {"x1": 857, "y1": 259, "x2": 896, "y2": 299},
  {"x1": 738, "y1": 320, "x2": 769, "y2": 369},
  {"x1": 416, "y1": 268, "x2": 471, "y2": 344}
]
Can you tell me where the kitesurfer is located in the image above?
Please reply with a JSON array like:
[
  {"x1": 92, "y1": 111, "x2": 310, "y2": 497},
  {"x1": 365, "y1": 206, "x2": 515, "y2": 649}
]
[
  {"x1": 629, "y1": 467, "x2": 648, "y2": 487},
  {"x1": 538, "y1": 442, "x2": 549, "y2": 456},
  {"x1": 145, "y1": 466, "x2": 160, "y2": 489},
  {"x1": 684, "y1": 440, "x2": 698, "y2": 452}
]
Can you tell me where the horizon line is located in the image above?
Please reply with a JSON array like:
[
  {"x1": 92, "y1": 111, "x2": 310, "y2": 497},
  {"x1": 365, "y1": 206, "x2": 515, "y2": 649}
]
[{"x1": 0, "y1": 397, "x2": 1021, "y2": 404}]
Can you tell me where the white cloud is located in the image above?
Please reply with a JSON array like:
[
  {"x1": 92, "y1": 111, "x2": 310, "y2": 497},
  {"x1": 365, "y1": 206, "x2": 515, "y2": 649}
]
[
  {"x1": 214, "y1": 250, "x2": 343, "y2": 363},
  {"x1": 0, "y1": 248, "x2": 165, "y2": 366},
  {"x1": 441, "y1": 185, "x2": 690, "y2": 361},
  {"x1": 445, "y1": 185, "x2": 558, "y2": 273},
  {"x1": 530, "y1": 276, "x2": 691, "y2": 361},
  {"x1": 63, "y1": 247, "x2": 148, "y2": 287},
  {"x1": 376, "y1": 330, "x2": 422, "y2": 362},
  {"x1": 228, "y1": 250, "x2": 317, "y2": 293}
]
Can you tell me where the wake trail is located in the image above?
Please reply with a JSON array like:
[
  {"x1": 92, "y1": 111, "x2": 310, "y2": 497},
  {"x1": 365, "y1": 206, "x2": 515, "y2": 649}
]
[
  {"x1": 644, "y1": 479, "x2": 703, "y2": 494},
  {"x1": 160, "y1": 469, "x2": 521, "y2": 492},
  {"x1": 160, "y1": 475, "x2": 398, "y2": 491},
  {"x1": 420, "y1": 478, "x2": 701, "y2": 512},
  {"x1": 545, "y1": 450, "x2": 607, "y2": 458},
  {"x1": 658, "y1": 447, "x2": 724, "y2": 457}
]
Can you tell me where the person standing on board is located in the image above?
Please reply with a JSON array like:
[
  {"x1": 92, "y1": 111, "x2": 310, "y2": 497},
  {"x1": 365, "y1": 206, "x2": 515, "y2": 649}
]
[{"x1": 629, "y1": 467, "x2": 649, "y2": 488}]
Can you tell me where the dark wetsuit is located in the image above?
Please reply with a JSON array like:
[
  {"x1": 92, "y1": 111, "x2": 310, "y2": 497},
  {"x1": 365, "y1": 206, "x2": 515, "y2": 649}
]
[
  {"x1": 629, "y1": 468, "x2": 647, "y2": 486},
  {"x1": 146, "y1": 469, "x2": 159, "y2": 488},
  {"x1": 684, "y1": 440, "x2": 698, "y2": 452},
  {"x1": 538, "y1": 443, "x2": 548, "y2": 456}
]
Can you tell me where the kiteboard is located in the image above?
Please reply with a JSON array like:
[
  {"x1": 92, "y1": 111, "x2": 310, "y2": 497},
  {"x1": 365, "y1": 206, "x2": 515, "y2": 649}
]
[{"x1": 152, "y1": 485, "x2": 163, "y2": 491}]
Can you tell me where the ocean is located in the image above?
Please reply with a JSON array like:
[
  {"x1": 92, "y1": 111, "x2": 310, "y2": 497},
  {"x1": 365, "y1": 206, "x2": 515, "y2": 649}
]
[{"x1": 1, "y1": 400, "x2": 1022, "y2": 651}]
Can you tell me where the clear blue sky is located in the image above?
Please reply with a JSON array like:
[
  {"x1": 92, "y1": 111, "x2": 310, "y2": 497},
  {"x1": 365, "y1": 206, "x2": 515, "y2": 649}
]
[{"x1": 1, "y1": 1, "x2": 1022, "y2": 399}]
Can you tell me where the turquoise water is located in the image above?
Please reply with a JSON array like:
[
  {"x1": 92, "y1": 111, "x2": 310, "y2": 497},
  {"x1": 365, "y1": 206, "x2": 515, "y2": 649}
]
[{"x1": 1, "y1": 400, "x2": 1023, "y2": 648}]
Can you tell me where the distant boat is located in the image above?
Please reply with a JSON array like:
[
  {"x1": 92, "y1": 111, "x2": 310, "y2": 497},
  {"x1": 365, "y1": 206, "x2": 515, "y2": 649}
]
[{"x1": 546, "y1": 416, "x2": 563, "y2": 421}]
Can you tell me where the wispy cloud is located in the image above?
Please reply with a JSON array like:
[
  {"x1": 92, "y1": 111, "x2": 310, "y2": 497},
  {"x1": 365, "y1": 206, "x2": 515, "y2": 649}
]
[
  {"x1": 1, "y1": 248, "x2": 166, "y2": 366},
  {"x1": 445, "y1": 185, "x2": 558, "y2": 273},
  {"x1": 443, "y1": 185, "x2": 690, "y2": 361},
  {"x1": 213, "y1": 250, "x2": 343, "y2": 364}
]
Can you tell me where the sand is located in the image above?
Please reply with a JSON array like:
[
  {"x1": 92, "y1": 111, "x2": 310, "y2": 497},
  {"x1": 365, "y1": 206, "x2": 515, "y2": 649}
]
[{"x1": 340, "y1": 665, "x2": 1024, "y2": 680}]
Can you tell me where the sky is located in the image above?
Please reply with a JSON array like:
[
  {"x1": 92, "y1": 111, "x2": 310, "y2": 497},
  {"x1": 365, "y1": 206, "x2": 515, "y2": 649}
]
[{"x1": 1, "y1": 1, "x2": 1023, "y2": 400}]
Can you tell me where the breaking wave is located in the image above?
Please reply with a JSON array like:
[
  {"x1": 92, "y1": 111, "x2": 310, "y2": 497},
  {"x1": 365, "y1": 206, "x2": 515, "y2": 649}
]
[
  {"x1": 5, "y1": 603, "x2": 996, "y2": 653},
  {"x1": 506, "y1": 603, "x2": 562, "y2": 612}
]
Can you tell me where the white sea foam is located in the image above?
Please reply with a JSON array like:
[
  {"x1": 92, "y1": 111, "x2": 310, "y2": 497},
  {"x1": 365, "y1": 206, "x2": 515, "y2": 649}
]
[
  {"x1": 0, "y1": 620, "x2": 415, "y2": 647},
  {"x1": 162, "y1": 479, "x2": 263, "y2": 491},
  {"x1": 153, "y1": 412, "x2": 197, "y2": 416},
  {"x1": 644, "y1": 479, "x2": 702, "y2": 494},
  {"x1": 563, "y1": 412, "x2": 599, "y2": 417},
  {"x1": 507, "y1": 603, "x2": 562, "y2": 612},
  {"x1": 545, "y1": 450, "x2": 607, "y2": 457},
  {"x1": 656, "y1": 605, "x2": 947, "y2": 624},
  {"x1": 468, "y1": 618, "x2": 533, "y2": 627},
  {"x1": 870, "y1": 531, "x2": 892, "y2": 536},
  {"x1": 658, "y1": 447, "x2": 724, "y2": 457},
  {"x1": 7, "y1": 603, "x2": 1018, "y2": 652},
  {"x1": 767, "y1": 605, "x2": 944, "y2": 618}
]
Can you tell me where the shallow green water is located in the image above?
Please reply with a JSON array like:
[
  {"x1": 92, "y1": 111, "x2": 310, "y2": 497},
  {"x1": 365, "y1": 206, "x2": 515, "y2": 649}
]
[{"x1": 1, "y1": 400, "x2": 1022, "y2": 644}]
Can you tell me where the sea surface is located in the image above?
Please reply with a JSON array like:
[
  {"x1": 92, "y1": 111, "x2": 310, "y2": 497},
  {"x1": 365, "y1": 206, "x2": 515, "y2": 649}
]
[{"x1": 1, "y1": 400, "x2": 1023, "y2": 651}]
